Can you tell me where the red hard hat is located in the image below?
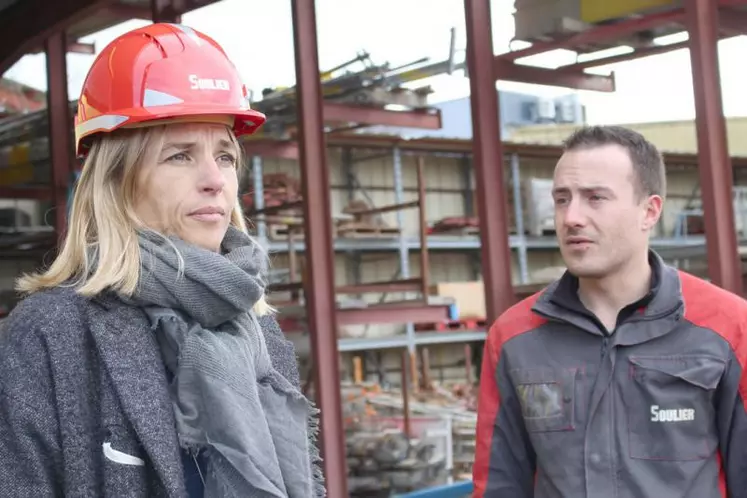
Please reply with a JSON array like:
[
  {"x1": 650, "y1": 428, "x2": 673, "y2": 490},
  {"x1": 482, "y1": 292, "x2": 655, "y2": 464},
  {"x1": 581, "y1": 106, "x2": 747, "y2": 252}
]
[{"x1": 74, "y1": 23, "x2": 266, "y2": 156}]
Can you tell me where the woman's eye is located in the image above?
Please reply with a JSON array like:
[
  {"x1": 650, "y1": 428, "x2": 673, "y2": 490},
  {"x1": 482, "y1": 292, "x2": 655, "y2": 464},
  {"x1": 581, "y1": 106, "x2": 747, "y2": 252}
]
[
  {"x1": 218, "y1": 154, "x2": 237, "y2": 167},
  {"x1": 167, "y1": 152, "x2": 190, "y2": 163}
]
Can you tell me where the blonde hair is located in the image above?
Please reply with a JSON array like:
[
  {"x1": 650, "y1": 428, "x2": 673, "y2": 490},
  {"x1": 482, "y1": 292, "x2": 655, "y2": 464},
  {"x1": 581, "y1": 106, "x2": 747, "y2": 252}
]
[{"x1": 16, "y1": 124, "x2": 272, "y2": 316}]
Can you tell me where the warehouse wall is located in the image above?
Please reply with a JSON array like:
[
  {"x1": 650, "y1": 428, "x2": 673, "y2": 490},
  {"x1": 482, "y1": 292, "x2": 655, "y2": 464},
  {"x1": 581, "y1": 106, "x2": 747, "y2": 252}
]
[{"x1": 508, "y1": 116, "x2": 747, "y2": 156}]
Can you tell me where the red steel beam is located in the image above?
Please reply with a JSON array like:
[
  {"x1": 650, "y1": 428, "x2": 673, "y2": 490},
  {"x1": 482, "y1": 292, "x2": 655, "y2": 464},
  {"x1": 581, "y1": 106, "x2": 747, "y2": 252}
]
[
  {"x1": 322, "y1": 102, "x2": 442, "y2": 129},
  {"x1": 0, "y1": 187, "x2": 53, "y2": 200},
  {"x1": 45, "y1": 32, "x2": 74, "y2": 242},
  {"x1": 560, "y1": 41, "x2": 691, "y2": 71},
  {"x1": 337, "y1": 303, "x2": 452, "y2": 326},
  {"x1": 242, "y1": 139, "x2": 300, "y2": 159},
  {"x1": 719, "y1": 7, "x2": 747, "y2": 33},
  {"x1": 686, "y1": 0, "x2": 742, "y2": 294},
  {"x1": 493, "y1": 60, "x2": 615, "y2": 91},
  {"x1": 465, "y1": 0, "x2": 515, "y2": 322},
  {"x1": 290, "y1": 0, "x2": 348, "y2": 495},
  {"x1": 0, "y1": 0, "x2": 113, "y2": 75},
  {"x1": 496, "y1": 8, "x2": 686, "y2": 63}
]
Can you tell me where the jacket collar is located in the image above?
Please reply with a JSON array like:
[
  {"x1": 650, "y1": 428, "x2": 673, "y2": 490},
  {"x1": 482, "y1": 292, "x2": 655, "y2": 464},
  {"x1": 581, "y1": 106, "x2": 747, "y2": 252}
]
[
  {"x1": 87, "y1": 293, "x2": 186, "y2": 498},
  {"x1": 532, "y1": 250, "x2": 683, "y2": 341}
]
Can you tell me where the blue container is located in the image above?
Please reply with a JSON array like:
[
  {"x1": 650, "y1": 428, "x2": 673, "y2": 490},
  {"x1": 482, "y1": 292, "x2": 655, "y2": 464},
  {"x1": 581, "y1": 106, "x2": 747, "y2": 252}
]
[{"x1": 395, "y1": 480, "x2": 473, "y2": 498}]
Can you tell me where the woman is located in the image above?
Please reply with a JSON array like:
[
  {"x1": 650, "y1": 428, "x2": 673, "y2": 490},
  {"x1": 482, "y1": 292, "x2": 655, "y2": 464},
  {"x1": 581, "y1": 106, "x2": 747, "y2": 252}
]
[{"x1": 0, "y1": 23, "x2": 324, "y2": 498}]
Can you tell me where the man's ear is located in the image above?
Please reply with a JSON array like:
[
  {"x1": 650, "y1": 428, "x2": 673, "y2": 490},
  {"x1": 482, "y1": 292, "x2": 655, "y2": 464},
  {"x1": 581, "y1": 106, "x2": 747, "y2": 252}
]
[{"x1": 642, "y1": 194, "x2": 663, "y2": 231}]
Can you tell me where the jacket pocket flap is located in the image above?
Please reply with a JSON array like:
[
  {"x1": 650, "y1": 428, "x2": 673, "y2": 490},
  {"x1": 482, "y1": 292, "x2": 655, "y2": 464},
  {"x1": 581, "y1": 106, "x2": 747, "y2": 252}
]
[
  {"x1": 512, "y1": 367, "x2": 570, "y2": 385},
  {"x1": 629, "y1": 355, "x2": 725, "y2": 390}
]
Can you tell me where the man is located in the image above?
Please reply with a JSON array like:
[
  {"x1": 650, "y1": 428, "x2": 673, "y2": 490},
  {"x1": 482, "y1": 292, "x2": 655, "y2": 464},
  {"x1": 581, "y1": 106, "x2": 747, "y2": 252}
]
[{"x1": 473, "y1": 125, "x2": 747, "y2": 497}]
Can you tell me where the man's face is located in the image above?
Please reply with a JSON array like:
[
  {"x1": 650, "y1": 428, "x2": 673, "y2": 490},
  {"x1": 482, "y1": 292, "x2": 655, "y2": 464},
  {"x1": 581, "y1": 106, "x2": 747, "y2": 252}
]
[{"x1": 552, "y1": 144, "x2": 662, "y2": 279}]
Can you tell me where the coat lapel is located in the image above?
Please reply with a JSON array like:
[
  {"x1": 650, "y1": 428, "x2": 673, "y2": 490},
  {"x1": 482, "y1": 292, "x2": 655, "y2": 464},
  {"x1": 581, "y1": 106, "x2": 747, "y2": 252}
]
[{"x1": 88, "y1": 296, "x2": 185, "y2": 497}]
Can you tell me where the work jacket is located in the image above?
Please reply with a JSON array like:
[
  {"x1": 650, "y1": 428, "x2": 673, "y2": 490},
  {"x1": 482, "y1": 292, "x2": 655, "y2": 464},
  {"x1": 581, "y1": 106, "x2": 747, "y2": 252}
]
[
  {"x1": 474, "y1": 252, "x2": 747, "y2": 498},
  {"x1": 0, "y1": 287, "x2": 303, "y2": 497}
]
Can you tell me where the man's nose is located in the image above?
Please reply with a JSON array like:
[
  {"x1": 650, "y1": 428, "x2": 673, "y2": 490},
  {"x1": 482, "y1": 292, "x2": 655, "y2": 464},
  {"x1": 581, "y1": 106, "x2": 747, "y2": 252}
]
[{"x1": 562, "y1": 199, "x2": 586, "y2": 228}]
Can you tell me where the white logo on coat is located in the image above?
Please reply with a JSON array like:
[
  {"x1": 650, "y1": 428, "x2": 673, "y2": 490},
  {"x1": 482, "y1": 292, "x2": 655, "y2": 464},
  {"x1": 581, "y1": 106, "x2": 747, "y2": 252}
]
[{"x1": 650, "y1": 405, "x2": 695, "y2": 422}]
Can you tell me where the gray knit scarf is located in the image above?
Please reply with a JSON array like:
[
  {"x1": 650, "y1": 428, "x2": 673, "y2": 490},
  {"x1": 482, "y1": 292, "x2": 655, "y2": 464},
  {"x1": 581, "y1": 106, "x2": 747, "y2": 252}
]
[{"x1": 130, "y1": 226, "x2": 324, "y2": 497}]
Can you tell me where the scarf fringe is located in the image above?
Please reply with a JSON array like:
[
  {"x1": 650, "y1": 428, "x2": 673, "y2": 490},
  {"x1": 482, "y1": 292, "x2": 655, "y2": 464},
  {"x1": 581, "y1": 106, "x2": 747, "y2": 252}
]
[{"x1": 306, "y1": 401, "x2": 327, "y2": 498}]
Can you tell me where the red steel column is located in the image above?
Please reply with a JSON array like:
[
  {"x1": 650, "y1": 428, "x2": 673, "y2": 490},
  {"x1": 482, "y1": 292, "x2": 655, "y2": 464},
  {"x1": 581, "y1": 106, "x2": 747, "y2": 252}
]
[
  {"x1": 290, "y1": 1, "x2": 348, "y2": 496},
  {"x1": 45, "y1": 31, "x2": 73, "y2": 243},
  {"x1": 464, "y1": 0, "x2": 515, "y2": 320},
  {"x1": 686, "y1": 0, "x2": 742, "y2": 294}
]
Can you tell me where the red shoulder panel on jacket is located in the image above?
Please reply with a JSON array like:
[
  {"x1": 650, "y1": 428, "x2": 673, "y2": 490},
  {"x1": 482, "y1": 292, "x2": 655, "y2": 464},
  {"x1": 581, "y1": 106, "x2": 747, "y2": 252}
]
[
  {"x1": 486, "y1": 290, "x2": 548, "y2": 358},
  {"x1": 679, "y1": 271, "x2": 747, "y2": 407}
]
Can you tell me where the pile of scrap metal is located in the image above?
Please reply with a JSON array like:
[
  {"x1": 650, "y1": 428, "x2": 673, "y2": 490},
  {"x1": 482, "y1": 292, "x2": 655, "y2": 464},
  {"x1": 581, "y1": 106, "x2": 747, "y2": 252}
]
[
  {"x1": 346, "y1": 419, "x2": 448, "y2": 497},
  {"x1": 249, "y1": 28, "x2": 464, "y2": 140}
]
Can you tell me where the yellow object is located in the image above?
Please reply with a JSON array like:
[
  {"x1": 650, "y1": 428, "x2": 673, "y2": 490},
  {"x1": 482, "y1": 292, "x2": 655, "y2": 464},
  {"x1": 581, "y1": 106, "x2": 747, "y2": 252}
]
[{"x1": 580, "y1": 0, "x2": 677, "y2": 24}]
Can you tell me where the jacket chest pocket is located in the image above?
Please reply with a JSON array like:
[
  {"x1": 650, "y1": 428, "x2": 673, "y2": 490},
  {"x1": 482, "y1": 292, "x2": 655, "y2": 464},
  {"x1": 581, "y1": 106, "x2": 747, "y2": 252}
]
[
  {"x1": 622, "y1": 355, "x2": 725, "y2": 461},
  {"x1": 101, "y1": 424, "x2": 151, "y2": 496},
  {"x1": 512, "y1": 367, "x2": 578, "y2": 433}
]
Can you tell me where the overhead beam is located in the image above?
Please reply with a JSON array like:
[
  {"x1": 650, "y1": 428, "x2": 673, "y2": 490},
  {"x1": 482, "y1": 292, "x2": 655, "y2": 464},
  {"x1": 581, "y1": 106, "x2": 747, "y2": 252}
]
[
  {"x1": 494, "y1": 60, "x2": 616, "y2": 91},
  {"x1": 718, "y1": 7, "x2": 747, "y2": 33},
  {"x1": 560, "y1": 41, "x2": 691, "y2": 71},
  {"x1": 496, "y1": 8, "x2": 686, "y2": 62},
  {"x1": 322, "y1": 102, "x2": 442, "y2": 129},
  {"x1": 0, "y1": 0, "x2": 113, "y2": 75}
]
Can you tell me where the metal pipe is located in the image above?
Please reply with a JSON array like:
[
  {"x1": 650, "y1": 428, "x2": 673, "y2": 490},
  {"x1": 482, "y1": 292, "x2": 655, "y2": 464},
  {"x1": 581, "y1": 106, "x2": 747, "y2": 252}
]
[
  {"x1": 686, "y1": 0, "x2": 742, "y2": 293},
  {"x1": 290, "y1": 0, "x2": 348, "y2": 494},
  {"x1": 464, "y1": 0, "x2": 515, "y2": 321},
  {"x1": 44, "y1": 31, "x2": 73, "y2": 244},
  {"x1": 417, "y1": 156, "x2": 431, "y2": 298},
  {"x1": 511, "y1": 153, "x2": 529, "y2": 284},
  {"x1": 251, "y1": 155, "x2": 267, "y2": 242},
  {"x1": 393, "y1": 146, "x2": 417, "y2": 356}
]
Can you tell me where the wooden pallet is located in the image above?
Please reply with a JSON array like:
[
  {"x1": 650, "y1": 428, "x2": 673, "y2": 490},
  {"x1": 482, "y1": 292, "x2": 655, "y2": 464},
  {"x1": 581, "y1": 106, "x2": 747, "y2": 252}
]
[{"x1": 267, "y1": 224, "x2": 305, "y2": 241}]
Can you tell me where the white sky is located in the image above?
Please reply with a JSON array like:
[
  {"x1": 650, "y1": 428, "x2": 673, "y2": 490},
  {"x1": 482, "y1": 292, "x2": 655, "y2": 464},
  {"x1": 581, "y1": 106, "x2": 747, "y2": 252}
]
[{"x1": 4, "y1": 0, "x2": 747, "y2": 126}]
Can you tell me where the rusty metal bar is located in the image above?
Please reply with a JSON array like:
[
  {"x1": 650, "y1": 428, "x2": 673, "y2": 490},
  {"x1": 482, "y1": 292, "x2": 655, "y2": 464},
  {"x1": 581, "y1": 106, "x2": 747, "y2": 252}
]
[
  {"x1": 290, "y1": 0, "x2": 348, "y2": 494},
  {"x1": 560, "y1": 41, "x2": 692, "y2": 71},
  {"x1": 465, "y1": 0, "x2": 515, "y2": 322},
  {"x1": 417, "y1": 156, "x2": 431, "y2": 299},
  {"x1": 0, "y1": 187, "x2": 54, "y2": 200},
  {"x1": 336, "y1": 278, "x2": 424, "y2": 294},
  {"x1": 718, "y1": 7, "x2": 747, "y2": 33},
  {"x1": 400, "y1": 350, "x2": 412, "y2": 438},
  {"x1": 322, "y1": 102, "x2": 442, "y2": 129},
  {"x1": 496, "y1": 8, "x2": 686, "y2": 62},
  {"x1": 270, "y1": 278, "x2": 424, "y2": 295},
  {"x1": 45, "y1": 31, "x2": 74, "y2": 243},
  {"x1": 493, "y1": 60, "x2": 616, "y2": 91},
  {"x1": 464, "y1": 344, "x2": 474, "y2": 385},
  {"x1": 337, "y1": 302, "x2": 453, "y2": 326},
  {"x1": 243, "y1": 140, "x2": 300, "y2": 159},
  {"x1": 0, "y1": 0, "x2": 111, "y2": 75},
  {"x1": 150, "y1": 0, "x2": 182, "y2": 23},
  {"x1": 686, "y1": 0, "x2": 742, "y2": 294},
  {"x1": 345, "y1": 200, "x2": 420, "y2": 216}
]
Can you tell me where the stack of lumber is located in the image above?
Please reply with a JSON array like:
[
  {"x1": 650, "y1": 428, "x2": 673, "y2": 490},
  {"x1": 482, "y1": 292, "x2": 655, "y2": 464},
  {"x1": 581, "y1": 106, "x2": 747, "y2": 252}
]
[
  {"x1": 241, "y1": 173, "x2": 302, "y2": 213},
  {"x1": 336, "y1": 199, "x2": 400, "y2": 238},
  {"x1": 428, "y1": 216, "x2": 479, "y2": 235}
]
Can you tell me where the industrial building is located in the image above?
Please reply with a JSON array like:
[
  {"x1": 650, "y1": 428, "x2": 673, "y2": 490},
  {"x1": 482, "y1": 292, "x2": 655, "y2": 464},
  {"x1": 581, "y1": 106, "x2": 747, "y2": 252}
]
[{"x1": 0, "y1": 0, "x2": 745, "y2": 496}]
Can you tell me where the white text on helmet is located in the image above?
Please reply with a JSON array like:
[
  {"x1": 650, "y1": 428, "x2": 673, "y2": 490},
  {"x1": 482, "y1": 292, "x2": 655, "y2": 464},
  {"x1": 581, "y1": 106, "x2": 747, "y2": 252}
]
[{"x1": 189, "y1": 74, "x2": 230, "y2": 91}]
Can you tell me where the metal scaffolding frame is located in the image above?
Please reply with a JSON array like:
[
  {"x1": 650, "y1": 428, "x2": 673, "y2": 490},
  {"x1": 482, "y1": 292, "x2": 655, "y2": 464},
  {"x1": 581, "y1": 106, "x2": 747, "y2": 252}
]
[{"x1": 1, "y1": 0, "x2": 747, "y2": 495}]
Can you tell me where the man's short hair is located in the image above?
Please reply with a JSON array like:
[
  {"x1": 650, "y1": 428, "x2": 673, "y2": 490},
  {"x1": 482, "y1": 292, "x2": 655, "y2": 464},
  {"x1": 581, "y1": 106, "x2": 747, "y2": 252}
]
[{"x1": 562, "y1": 125, "x2": 666, "y2": 199}]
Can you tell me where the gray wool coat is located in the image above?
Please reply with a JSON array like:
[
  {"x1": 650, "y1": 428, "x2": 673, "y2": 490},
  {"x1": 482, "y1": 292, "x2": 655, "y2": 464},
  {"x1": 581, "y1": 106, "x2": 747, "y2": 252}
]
[{"x1": 0, "y1": 286, "x2": 304, "y2": 498}]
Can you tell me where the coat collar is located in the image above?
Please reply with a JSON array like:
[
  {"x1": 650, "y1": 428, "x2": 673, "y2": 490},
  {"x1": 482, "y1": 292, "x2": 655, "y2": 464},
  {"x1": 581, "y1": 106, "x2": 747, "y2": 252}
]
[{"x1": 87, "y1": 293, "x2": 186, "y2": 498}]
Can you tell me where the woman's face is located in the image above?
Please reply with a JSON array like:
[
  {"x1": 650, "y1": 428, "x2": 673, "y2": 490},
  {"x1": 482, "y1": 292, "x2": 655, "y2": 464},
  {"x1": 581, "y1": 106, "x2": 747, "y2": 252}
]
[{"x1": 134, "y1": 122, "x2": 240, "y2": 252}]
